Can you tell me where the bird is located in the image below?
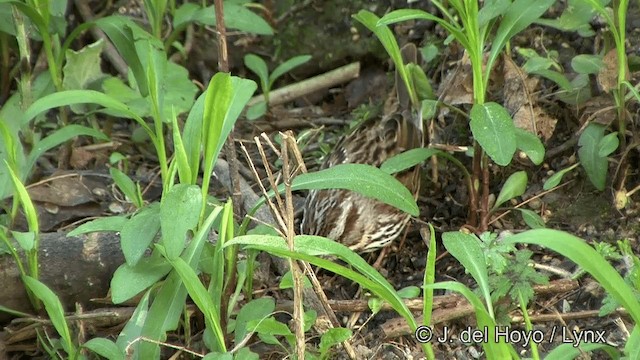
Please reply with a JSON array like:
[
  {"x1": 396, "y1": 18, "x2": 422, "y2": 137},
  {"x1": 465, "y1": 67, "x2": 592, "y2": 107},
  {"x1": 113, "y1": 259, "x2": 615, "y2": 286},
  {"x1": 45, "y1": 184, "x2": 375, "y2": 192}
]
[{"x1": 301, "y1": 43, "x2": 424, "y2": 253}]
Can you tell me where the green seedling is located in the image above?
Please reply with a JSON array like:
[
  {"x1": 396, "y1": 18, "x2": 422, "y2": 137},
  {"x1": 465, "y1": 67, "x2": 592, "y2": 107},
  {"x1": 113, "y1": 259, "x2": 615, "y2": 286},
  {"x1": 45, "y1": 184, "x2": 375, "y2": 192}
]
[{"x1": 244, "y1": 53, "x2": 312, "y2": 119}]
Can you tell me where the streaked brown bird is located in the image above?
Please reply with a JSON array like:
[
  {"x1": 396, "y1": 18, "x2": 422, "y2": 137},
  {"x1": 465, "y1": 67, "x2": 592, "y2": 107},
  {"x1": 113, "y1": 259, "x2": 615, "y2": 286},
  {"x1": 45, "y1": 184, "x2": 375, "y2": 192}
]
[{"x1": 301, "y1": 44, "x2": 424, "y2": 253}]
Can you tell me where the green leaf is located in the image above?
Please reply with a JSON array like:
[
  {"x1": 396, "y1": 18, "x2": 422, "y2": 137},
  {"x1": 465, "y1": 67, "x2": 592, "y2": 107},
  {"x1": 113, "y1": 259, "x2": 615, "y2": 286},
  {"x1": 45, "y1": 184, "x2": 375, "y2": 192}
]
[
  {"x1": 120, "y1": 203, "x2": 161, "y2": 266},
  {"x1": 442, "y1": 232, "x2": 493, "y2": 317},
  {"x1": 354, "y1": 10, "x2": 415, "y2": 105},
  {"x1": 319, "y1": 328, "x2": 352, "y2": 357},
  {"x1": 160, "y1": 184, "x2": 201, "y2": 259},
  {"x1": 598, "y1": 131, "x2": 619, "y2": 157},
  {"x1": 83, "y1": 338, "x2": 123, "y2": 360},
  {"x1": 67, "y1": 216, "x2": 128, "y2": 236},
  {"x1": 278, "y1": 270, "x2": 312, "y2": 289},
  {"x1": 270, "y1": 55, "x2": 312, "y2": 84},
  {"x1": 157, "y1": 62, "x2": 198, "y2": 120},
  {"x1": 397, "y1": 286, "x2": 420, "y2": 299},
  {"x1": 175, "y1": 3, "x2": 272, "y2": 35},
  {"x1": 470, "y1": 102, "x2": 516, "y2": 166},
  {"x1": 493, "y1": 171, "x2": 527, "y2": 210},
  {"x1": 111, "y1": 251, "x2": 171, "y2": 304},
  {"x1": 289, "y1": 163, "x2": 419, "y2": 216},
  {"x1": 407, "y1": 63, "x2": 434, "y2": 101},
  {"x1": 543, "y1": 165, "x2": 576, "y2": 190},
  {"x1": 5, "y1": 162, "x2": 39, "y2": 234},
  {"x1": 246, "y1": 101, "x2": 267, "y2": 120},
  {"x1": 160, "y1": 250, "x2": 226, "y2": 352},
  {"x1": 544, "y1": 343, "x2": 620, "y2": 359},
  {"x1": 380, "y1": 148, "x2": 440, "y2": 174},
  {"x1": 116, "y1": 289, "x2": 151, "y2": 354},
  {"x1": 244, "y1": 54, "x2": 269, "y2": 91},
  {"x1": 378, "y1": 9, "x2": 470, "y2": 54},
  {"x1": 518, "y1": 209, "x2": 545, "y2": 229},
  {"x1": 234, "y1": 298, "x2": 275, "y2": 345},
  {"x1": 478, "y1": 0, "x2": 511, "y2": 27},
  {"x1": 137, "y1": 202, "x2": 221, "y2": 358},
  {"x1": 23, "y1": 276, "x2": 77, "y2": 358},
  {"x1": 515, "y1": 128, "x2": 545, "y2": 165},
  {"x1": 95, "y1": 16, "x2": 150, "y2": 96},
  {"x1": 110, "y1": 168, "x2": 142, "y2": 208},
  {"x1": 227, "y1": 234, "x2": 419, "y2": 332},
  {"x1": 571, "y1": 54, "x2": 604, "y2": 74},
  {"x1": 62, "y1": 39, "x2": 107, "y2": 113},
  {"x1": 578, "y1": 123, "x2": 607, "y2": 190},
  {"x1": 11, "y1": 231, "x2": 35, "y2": 251}
]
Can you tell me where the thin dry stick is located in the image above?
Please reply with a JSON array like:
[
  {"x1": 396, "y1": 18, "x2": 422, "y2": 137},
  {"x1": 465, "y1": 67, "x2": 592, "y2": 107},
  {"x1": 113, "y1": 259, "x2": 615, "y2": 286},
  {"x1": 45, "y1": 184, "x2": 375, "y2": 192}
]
[
  {"x1": 281, "y1": 132, "x2": 306, "y2": 359},
  {"x1": 213, "y1": 0, "x2": 240, "y2": 338},
  {"x1": 246, "y1": 62, "x2": 360, "y2": 107}
]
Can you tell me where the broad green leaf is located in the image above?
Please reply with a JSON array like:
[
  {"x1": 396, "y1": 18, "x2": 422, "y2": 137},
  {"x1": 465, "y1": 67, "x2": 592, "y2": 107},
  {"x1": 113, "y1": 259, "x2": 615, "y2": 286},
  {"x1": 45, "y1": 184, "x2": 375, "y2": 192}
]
[
  {"x1": 470, "y1": 102, "x2": 516, "y2": 166},
  {"x1": 598, "y1": 131, "x2": 619, "y2": 157},
  {"x1": 278, "y1": 270, "x2": 312, "y2": 289},
  {"x1": 120, "y1": 203, "x2": 161, "y2": 266},
  {"x1": 244, "y1": 54, "x2": 269, "y2": 91},
  {"x1": 380, "y1": 148, "x2": 440, "y2": 174},
  {"x1": 572, "y1": 54, "x2": 604, "y2": 74},
  {"x1": 493, "y1": 171, "x2": 527, "y2": 210},
  {"x1": 160, "y1": 184, "x2": 201, "y2": 260},
  {"x1": 234, "y1": 297, "x2": 275, "y2": 345},
  {"x1": 83, "y1": 338, "x2": 123, "y2": 360},
  {"x1": 518, "y1": 209, "x2": 545, "y2": 229},
  {"x1": 535, "y1": 0, "x2": 597, "y2": 35},
  {"x1": 289, "y1": 163, "x2": 419, "y2": 216},
  {"x1": 578, "y1": 123, "x2": 607, "y2": 190},
  {"x1": 111, "y1": 250, "x2": 171, "y2": 304},
  {"x1": 67, "y1": 216, "x2": 128, "y2": 236},
  {"x1": 319, "y1": 328, "x2": 352, "y2": 357},
  {"x1": 397, "y1": 286, "x2": 421, "y2": 298},
  {"x1": 442, "y1": 232, "x2": 493, "y2": 318},
  {"x1": 246, "y1": 101, "x2": 267, "y2": 120},
  {"x1": 174, "y1": 3, "x2": 272, "y2": 35},
  {"x1": 407, "y1": 63, "x2": 434, "y2": 101},
  {"x1": 506, "y1": 229, "x2": 640, "y2": 324},
  {"x1": 515, "y1": 128, "x2": 545, "y2": 165},
  {"x1": 270, "y1": 55, "x2": 312, "y2": 84},
  {"x1": 11, "y1": 231, "x2": 35, "y2": 251},
  {"x1": 157, "y1": 62, "x2": 198, "y2": 120},
  {"x1": 62, "y1": 39, "x2": 107, "y2": 113},
  {"x1": 23, "y1": 276, "x2": 77, "y2": 358}
]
